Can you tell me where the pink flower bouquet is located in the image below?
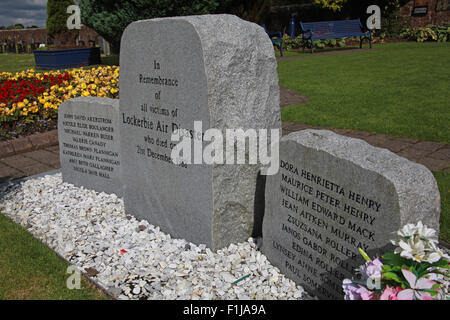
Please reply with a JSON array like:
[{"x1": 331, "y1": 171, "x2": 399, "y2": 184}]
[{"x1": 342, "y1": 221, "x2": 449, "y2": 300}]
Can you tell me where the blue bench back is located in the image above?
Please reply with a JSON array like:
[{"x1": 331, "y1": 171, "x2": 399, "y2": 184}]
[{"x1": 300, "y1": 19, "x2": 368, "y2": 40}]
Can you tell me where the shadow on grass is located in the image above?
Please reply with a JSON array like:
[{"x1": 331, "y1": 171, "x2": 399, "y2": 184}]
[{"x1": 276, "y1": 45, "x2": 365, "y2": 58}]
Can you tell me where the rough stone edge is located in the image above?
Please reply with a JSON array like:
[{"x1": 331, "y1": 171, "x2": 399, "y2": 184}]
[
  {"x1": 184, "y1": 14, "x2": 281, "y2": 250},
  {"x1": 0, "y1": 129, "x2": 59, "y2": 158},
  {"x1": 0, "y1": 168, "x2": 117, "y2": 300},
  {"x1": 282, "y1": 129, "x2": 441, "y2": 233}
]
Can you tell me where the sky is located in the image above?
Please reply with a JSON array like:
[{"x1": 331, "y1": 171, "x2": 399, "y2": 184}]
[{"x1": 0, "y1": 0, "x2": 48, "y2": 28}]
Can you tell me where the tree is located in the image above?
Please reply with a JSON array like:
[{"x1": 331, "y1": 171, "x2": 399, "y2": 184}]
[
  {"x1": 313, "y1": 0, "x2": 348, "y2": 11},
  {"x1": 6, "y1": 24, "x2": 25, "y2": 30},
  {"x1": 46, "y1": 0, "x2": 78, "y2": 46},
  {"x1": 79, "y1": 0, "x2": 220, "y2": 54},
  {"x1": 217, "y1": 0, "x2": 272, "y2": 23}
]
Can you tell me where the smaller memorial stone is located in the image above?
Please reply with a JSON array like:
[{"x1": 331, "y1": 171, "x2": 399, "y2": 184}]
[
  {"x1": 58, "y1": 97, "x2": 122, "y2": 196},
  {"x1": 262, "y1": 129, "x2": 441, "y2": 299}
]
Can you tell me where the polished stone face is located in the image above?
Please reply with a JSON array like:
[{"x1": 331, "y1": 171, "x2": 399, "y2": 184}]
[
  {"x1": 58, "y1": 97, "x2": 122, "y2": 197},
  {"x1": 262, "y1": 130, "x2": 441, "y2": 299},
  {"x1": 119, "y1": 14, "x2": 281, "y2": 250}
]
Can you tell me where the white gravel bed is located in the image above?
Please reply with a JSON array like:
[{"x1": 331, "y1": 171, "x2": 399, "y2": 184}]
[{"x1": 0, "y1": 173, "x2": 308, "y2": 300}]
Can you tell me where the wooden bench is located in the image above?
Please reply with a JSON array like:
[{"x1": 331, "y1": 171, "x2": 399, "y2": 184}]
[
  {"x1": 261, "y1": 24, "x2": 283, "y2": 57},
  {"x1": 299, "y1": 18, "x2": 372, "y2": 53}
]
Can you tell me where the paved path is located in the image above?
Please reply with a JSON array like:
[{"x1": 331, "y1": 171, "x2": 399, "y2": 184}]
[
  {"x1": 0, "y1": 145, "x2": 60, "y2": 183},
  {"x1": 282, "y1": 122, "x2": 450, "y2": 172},
  {"x1": 0, "y1": 84, "x2": 448, "y2": 183}
]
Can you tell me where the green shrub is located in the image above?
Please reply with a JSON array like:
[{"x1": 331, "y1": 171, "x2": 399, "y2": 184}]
[
  {"x1": 46, "y1": 0, "x2": 75, "y2": 37},
  {"x1": 401, "y1": 24, "x2": 450, "y2": 42},
  {"x1": 79, "y1": 0, "x2": 220, "y2": 53},
  {"x1": 281, "y1": 34, "x2": 348, "y2": 50},
  {"x1": 282, "y1": 34, "x2": 303, "y2": 50}
]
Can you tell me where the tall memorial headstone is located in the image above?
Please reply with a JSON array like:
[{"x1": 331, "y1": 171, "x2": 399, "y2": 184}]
[
  {"x1": 58, "y1": 97, "x2": 122, "y2": 196},
  {"x1": 262, "y1": 130, "x2": 441, "y2": 299},
  {"x1": 119, "y1": 15, "x2": 281, "y2": 250}
]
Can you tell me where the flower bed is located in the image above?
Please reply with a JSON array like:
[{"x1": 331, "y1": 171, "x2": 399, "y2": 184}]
[
  {"x1": 0, "y1": 66, "x2": 119, "y2": 140},
  {"x1": 343, "y1": 221, "x2": 449, "y2": 300}
]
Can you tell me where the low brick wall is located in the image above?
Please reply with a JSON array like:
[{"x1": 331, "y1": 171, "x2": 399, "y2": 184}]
[
  {"x1": 0, "y1": 25, "x2": 102, "y2": 47},
  {"x1": 0, "y1": 130, "x2": 58, "y2": 158},
  {"x1": 400, "y1": 0, "x2": 450, "y2": 27}
]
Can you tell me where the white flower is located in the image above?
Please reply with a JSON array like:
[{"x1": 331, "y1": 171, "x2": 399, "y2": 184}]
[
  {"x1": 415, "y1": 221, "x2": 437, "y2": 241},
  {"x1": 428, "y1": 242, "x2": 450, "y2": 262},
  {"x1": 394, "y1": 238, "x2": 426, "y2": 262},
  {"x1": 397, "y1": 223, "x2": 417, "y2": 239},
  {"x1": 392, "y1": 221, "x2": 448, "y2": 264}
]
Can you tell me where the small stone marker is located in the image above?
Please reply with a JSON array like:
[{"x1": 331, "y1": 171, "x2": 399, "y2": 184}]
[
  {"x1": 262, "y1": 130, "x2": 441, "y2": 300},
  {"x1": 58, "y1": 97, "x2": 122, "y2": 196},
  {"x1": 119, "y1": 14, "x2": 281, "y2": 250}
]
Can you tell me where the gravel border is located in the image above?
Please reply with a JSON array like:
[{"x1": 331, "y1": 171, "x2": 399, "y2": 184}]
[
  {"x1": 0, "y1": 169, "x2": 115, "y2": 299},
  {"x1": 0, "y1": 171, "x2": 309, "y2": 300}
]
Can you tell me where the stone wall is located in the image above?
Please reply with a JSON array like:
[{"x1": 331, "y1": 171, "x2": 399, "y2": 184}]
[
  {"x1": 399, "y1": 0, "x2": 450, "y2": 27},
  {"x1": 0, "y1": 25, "x2": 103, "y2": 46}
]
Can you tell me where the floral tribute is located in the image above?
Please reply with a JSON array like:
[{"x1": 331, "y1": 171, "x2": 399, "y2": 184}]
[
  {"x1": 342, "y1": 221, "x2": 449, "y2": 300},
  {"x1": 0, "y1": 66, "x2": 119, "y2": 138}
]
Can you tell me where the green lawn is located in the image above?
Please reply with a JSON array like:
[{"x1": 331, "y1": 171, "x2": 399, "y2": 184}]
[
  {"x1": 279, "y1": 42, "x2": 450, "y2": 144},
  {"x1": 0, "y1": 213, "x2": 109, "y2": 300},
  {"x1": 0, "y1": 53, "x2": 119, "y2": 73},
  {"x1": 278, "y1": 42, "x2": 450, "y2": 242},
  {"x1": 434, "y1": 171, "x2": 450, "y2": 244},
  {"x1": 0, "y1": 54, "x2": 36, "y2": 73}
]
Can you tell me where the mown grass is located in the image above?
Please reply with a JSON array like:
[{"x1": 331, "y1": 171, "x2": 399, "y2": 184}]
[
  {"x1": 279, "y1": 42, "x2": 450, "y2": 144},
  {"x1": 277, "y1": 42, "x2": 450, "y2": 242},
  {"x1": 434, "y1": 171, "x2": 450, "y2": 243},
  {"x1": 0, "y1": 213, "x2": 109, "y2": 300},
  {"x1": 0, "y1": 53, "x2": 119, "y2": 73}
]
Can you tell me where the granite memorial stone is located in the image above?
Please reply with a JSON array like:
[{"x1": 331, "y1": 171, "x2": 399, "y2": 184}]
[
  {"x1": 262, "y1": 129, "x2": 441, "y2": 299},
  {"x1": 119, "y1": 14, "x2": 281, "y2": 250},
  {"x1": 58, "y1": 97, "x2": 122, "y2": 196}
]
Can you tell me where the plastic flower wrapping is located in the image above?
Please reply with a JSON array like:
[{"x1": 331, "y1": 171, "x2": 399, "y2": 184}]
[{"x1": 342, "y1": 221, "x2": 449, "y2": 300}]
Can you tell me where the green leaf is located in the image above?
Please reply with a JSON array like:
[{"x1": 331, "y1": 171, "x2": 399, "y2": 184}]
[
  {"x1": 430, "y1": 258, "x2": 450, "y2": 268},
  {"x1": 383, "y1": 271, "x2": 405, "y2": 285},
  {"x1": 359, "y1": 248, "x2": 371, "y2": 262},
  {"x1": 422, "y1": 289, "x2": 439, "y2": 296},
  {"x1": 382, "y1": 265, "x2": 392, "y2": 272},
  {"x1": 382, "y1": 252, "x2": 410, "y2": 267}
]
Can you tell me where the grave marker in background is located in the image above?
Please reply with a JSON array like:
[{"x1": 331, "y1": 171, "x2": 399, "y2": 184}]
[
  {"x1": 262, "y1": 130, "x2": 441, "y2": 299},
  {"x1": 58, "y1": 97, "x2": 122, "y2": 196}
]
